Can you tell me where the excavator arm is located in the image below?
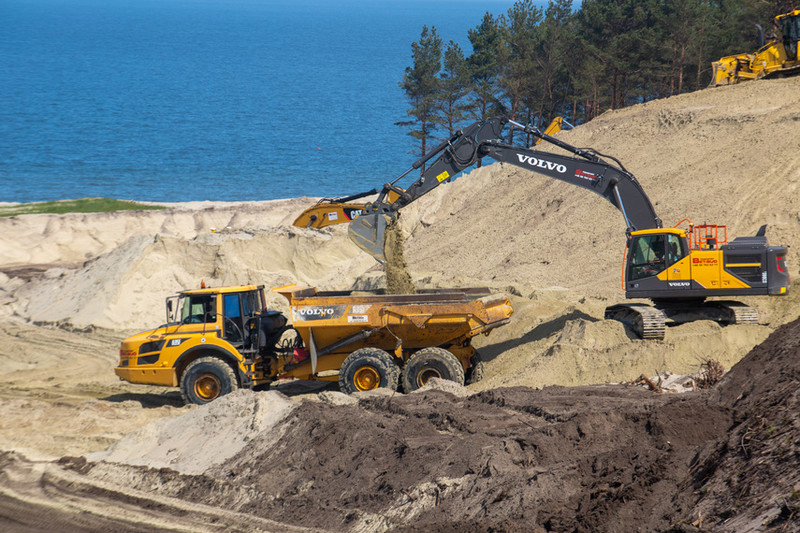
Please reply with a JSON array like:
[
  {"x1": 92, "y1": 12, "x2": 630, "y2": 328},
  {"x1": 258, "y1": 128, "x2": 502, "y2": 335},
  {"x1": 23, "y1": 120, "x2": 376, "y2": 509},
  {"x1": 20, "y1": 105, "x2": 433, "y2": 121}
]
[{"x1": 349, "y1": 117, "x2": 661, "y2": 262}]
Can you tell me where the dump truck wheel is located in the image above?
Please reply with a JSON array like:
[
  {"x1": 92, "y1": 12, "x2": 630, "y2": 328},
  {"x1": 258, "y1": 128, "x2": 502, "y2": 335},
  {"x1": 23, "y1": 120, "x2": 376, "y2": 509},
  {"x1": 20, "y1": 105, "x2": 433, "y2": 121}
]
[
  {"x1": 339, "y1": 347, "x2": 399, "y2": 394},
  {"x1": 465, "y1": 354, "x2": 485, "y2": 386},
  {"x1": 180, "y1": 356, "x2": 239, "y2": 405},
  {"x1": 402, "y1": 347, "x2": 465, "y2": 392}
]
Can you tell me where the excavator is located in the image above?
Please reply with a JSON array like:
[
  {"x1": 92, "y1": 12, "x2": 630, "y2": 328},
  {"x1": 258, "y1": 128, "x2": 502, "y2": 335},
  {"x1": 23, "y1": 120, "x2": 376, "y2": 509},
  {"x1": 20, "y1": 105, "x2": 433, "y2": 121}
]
[
  {"x1": 293, "y1": 117, "x2": 569, "y2": 229},
  {"x1": 346, "y1": 117, "x2": 790, "y2": 339},
  {"x1": 292, "y1": 188, "x2": 383, "y2": 230},
  {"x1": 710, "y1": 9, "x2": 800, "y2": 86}
]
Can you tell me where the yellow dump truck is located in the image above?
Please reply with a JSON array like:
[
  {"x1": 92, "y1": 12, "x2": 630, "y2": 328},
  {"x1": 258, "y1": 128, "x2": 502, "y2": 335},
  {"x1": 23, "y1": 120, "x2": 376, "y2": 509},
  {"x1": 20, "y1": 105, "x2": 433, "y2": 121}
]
[{"x1": 116, "y1": 284, "x2": 512, "y2": 404}]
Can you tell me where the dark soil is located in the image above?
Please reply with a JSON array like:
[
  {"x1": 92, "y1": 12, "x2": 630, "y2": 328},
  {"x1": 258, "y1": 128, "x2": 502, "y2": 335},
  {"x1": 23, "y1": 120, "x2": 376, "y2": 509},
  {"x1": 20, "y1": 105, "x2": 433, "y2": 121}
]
[
  {"x1": 214, "y1": 385, "x2": 730, "y2": 532},
  {"x1": 8, "y1": 317, "x2": 800, "y2": 532},
  {"x1": 681, "y1": 319, "x2": 800, "y2": 532}
]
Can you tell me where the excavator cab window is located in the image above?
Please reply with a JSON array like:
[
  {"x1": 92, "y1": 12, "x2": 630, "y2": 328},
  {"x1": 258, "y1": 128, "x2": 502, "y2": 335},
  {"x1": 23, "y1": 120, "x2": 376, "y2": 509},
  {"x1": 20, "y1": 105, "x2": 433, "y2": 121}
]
[
  {"x1": 628, "y1": 233, "x2": 686, "y2": 281},
  {"x1": 666, "y1": 234, "x2": 686, "y2": 266}
]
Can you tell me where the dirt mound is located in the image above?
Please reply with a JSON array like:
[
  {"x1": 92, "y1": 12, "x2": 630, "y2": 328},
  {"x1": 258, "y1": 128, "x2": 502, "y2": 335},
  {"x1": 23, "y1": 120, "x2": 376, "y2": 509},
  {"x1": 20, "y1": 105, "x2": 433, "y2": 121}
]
[
  {"x1": 85, "y1": 390, "x2": 295, "y2": 475},
  {"x1": 400, "y1": 78, "x2": 800, "y2": 325},
  {"x1": 682, "y1": 317, "x2": 800, "y2": 531},
  {"x1": 7, "y1": 225, "x2": 372, "y2": 330},
  {"x1": 44, "y1": 385, "x2": 720, "y2": 532},
  {"x1": 50, "y1": 315, "x2": 800, "y2": 531}
]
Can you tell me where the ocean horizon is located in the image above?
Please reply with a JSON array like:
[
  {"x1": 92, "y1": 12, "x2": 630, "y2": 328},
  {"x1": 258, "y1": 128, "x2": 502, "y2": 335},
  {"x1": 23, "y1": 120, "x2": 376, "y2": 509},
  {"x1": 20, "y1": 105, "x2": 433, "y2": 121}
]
[{"x1": 0, "y1": 0, "x2": 548, "y2": 204}]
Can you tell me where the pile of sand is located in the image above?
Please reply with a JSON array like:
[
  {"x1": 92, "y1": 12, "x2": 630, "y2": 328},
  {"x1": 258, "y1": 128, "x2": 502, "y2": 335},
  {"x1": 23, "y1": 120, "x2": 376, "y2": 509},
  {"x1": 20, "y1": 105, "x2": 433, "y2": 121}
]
[
  {"x1": 4, "y1": 224, "x2": 373, "y2": 330},
  {"x1": 86, "y1": 390, "x2": 295, "y2": 475},
  {"x1": 0, "y1": 198, "x2": 313, "y2": 269}
]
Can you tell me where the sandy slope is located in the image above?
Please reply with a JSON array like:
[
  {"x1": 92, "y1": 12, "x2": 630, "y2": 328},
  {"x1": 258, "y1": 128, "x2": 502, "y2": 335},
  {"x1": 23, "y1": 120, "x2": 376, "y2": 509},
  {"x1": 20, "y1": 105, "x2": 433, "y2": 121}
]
[{"x1": 1, "y1": 77, "x2": 800, "y2": 531}]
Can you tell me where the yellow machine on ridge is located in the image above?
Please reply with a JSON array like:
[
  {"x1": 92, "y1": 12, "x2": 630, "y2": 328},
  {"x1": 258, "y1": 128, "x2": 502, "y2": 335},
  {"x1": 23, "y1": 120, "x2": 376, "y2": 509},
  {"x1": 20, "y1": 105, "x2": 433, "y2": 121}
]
[{"x1": 710, "y1": 9, "x2": 800, "y2": 86}]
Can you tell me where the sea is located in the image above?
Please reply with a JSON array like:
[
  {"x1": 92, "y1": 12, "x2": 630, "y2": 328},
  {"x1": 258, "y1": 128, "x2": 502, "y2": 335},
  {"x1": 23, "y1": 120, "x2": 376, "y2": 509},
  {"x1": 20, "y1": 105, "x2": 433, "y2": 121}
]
[{"x1": 1, "y1": 0, "x2": 552, "y2": 203}]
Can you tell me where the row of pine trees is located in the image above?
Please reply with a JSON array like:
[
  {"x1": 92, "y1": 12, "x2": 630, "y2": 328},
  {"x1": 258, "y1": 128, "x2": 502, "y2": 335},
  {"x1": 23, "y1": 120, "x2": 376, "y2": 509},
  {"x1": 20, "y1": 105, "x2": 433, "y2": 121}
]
[{"x1": 398, "y1": 0, "x2": 795, "y2": 156}]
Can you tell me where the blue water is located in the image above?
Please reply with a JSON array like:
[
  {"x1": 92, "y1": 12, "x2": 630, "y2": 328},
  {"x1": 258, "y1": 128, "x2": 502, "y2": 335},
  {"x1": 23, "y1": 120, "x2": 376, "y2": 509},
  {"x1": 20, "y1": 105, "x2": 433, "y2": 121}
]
[{"x1": 1, "y1": 0, "x2": 531, "y2": 203}]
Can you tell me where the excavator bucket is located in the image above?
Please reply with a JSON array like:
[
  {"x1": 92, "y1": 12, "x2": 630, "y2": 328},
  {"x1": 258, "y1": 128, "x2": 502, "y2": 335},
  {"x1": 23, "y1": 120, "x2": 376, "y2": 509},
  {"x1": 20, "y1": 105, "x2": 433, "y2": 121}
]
[{"x1": 347, "y1": 210, "x2": 393, "y2": 263}]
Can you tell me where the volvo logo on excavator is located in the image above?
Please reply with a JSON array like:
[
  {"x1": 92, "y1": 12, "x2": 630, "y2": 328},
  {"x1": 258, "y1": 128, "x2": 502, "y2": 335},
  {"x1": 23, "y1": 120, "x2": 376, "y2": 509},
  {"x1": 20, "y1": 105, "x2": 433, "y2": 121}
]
[{"x1": 516, "y1": 154, "x2": 567, "y2": 173}]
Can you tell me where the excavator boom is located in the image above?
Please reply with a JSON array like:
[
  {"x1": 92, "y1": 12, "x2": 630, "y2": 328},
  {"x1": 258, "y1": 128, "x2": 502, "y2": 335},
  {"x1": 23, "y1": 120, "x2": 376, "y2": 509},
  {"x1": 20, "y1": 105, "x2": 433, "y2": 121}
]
[{"x1": 348, "y1": 117, "x2": 661, "y2": 262}]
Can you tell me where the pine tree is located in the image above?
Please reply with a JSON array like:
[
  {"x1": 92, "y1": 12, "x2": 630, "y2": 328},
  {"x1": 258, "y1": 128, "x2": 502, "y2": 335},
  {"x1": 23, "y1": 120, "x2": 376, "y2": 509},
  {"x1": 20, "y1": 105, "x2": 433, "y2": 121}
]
[
  {"x1": 535, "y1": 0, "x2": 575, "y2": 123},
  {"x1": 499, "y1": 0, "x2": 542, "y2": 144},
  {"x1": 438, "y1": 41, "x2": 471, "y2": 137},
  {"x1": 399, "y1": 0, "x2": 788, "y2": 132},
  {"x1": 397, "y1": 25, "x2": 443, "y2": 168},
  {"x1": 467, "y1": 13, "x2": 507, "y2": 121}
]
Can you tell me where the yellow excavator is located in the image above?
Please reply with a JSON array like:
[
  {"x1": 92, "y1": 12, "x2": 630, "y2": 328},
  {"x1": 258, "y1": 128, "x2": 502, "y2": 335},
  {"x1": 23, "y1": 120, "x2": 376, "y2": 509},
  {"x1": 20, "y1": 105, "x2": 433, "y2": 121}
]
[
  {"x1": 292, "y1": 117, "x2": 569, "y2": 229},
  {"x1": 710, "y1": 9, "x2": 800, "y2": 86},
  {"x1": 292, "y1": 188, "x2": 382, "y2": 230},
  {"x1": 346, "y1": 117, "x2": 790, "y2": 339}
]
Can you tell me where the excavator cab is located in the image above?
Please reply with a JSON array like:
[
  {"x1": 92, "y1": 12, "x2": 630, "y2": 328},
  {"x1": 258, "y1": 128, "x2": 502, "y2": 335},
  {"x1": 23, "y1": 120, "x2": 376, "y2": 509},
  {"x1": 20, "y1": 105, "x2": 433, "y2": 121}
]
[
  {"x1": 625, "y1": 229, "x2": 693, "y2": 299},
  {"x1": 625, "y1": 226, "x2": 789, "y2": 300},
  {"x1": 627, "y1": 231, "x2": 688, "y2": 282}
]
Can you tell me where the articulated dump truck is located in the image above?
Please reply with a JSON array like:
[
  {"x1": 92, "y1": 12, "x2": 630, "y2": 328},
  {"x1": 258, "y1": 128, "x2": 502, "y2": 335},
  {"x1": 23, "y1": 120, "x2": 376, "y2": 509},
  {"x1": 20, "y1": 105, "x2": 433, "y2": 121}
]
[{"x1": 116, "y1": 284, "x2": 512, "y2": 404}]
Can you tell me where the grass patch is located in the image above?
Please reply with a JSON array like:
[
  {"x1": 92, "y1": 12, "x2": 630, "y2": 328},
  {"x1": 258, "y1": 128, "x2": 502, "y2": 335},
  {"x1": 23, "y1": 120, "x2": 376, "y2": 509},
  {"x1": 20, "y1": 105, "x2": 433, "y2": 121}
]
[{"x1": 0, "y1": 198, "x2": 166, "y2": 217}]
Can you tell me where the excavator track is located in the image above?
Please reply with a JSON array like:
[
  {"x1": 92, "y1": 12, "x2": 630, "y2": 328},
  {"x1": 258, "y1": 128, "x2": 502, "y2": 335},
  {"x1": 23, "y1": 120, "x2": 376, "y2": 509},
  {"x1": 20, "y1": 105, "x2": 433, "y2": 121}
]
[
  {"x1": 605, "y1": 304, "x2": 666, "y2": 340},
  {"x1": 708, "y1": 300, "x2": 759, "y2": 325},
  {"x1": 606, "y1": 300, "x2": 759, "y2": 340}
]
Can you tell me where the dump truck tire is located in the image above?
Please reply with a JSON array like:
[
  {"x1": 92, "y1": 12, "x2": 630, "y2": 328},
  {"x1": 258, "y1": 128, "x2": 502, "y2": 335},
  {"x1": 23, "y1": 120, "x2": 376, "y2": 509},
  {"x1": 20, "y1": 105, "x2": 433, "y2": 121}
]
[
  {"x1": 402, "y1": 347, "x2": 465, "y2": 393},
  {"x1": 180, "y1": 356, "x2": 239, "y2": 405},
  {"x1": 465, "y1": 353, "x2": 484, "y2": 385},
  {"x1": 339, "y1": 347, "x2": 399, "y2": 394}
]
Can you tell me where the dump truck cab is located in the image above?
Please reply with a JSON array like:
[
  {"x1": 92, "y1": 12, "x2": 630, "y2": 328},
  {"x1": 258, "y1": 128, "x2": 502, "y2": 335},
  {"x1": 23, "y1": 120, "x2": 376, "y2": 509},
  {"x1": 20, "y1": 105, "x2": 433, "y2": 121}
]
[
  {"x1": 165, "y1": 285, "x2": 265, "y2": 348},
  {"x1": 116, "y1": 285, "x2": 285, "y2": 403}
]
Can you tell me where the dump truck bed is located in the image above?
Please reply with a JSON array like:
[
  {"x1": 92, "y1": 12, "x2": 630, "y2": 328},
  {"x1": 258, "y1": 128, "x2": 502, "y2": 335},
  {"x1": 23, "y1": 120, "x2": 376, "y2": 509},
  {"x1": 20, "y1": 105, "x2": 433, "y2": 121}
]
[{"x1": 274, "y1": 285, "x2": 513, "y2": 379}]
